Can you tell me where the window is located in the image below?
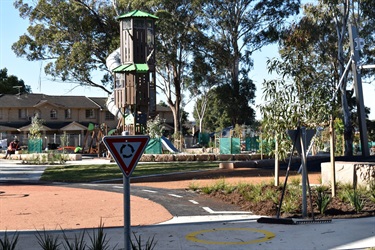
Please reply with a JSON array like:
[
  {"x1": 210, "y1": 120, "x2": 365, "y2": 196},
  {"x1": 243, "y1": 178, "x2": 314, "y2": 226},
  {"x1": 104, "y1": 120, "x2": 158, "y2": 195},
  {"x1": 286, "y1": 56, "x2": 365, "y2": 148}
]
[
  {"x1": 18, "y1": 109, "x2": 27, "y2": 119},
  {"x1": 134, "y1": 19, "x2": 145, "y2": 28},
  {"x1": 50, "y1": 109, "x2": 57, "y2": 119},
  {"x1": 105, "y1": 111, "x2": 115, "y2": 121},
  {"x1": 65, "y1": 109, "x2": 71, "y2": 119},
  {"x1": 85, "y1": 109, "x2": 95, "y2": 119}
]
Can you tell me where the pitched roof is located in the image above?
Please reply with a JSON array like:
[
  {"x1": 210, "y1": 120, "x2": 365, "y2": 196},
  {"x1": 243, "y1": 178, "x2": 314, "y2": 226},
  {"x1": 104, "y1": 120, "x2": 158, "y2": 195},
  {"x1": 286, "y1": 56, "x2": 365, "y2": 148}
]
[
  {"x1": 0, "y1": 94, "x2": 106, "y2": 109},
  {"x1": 88, "y1": 97, "x2": 108, "y2": 109},
  {"x1": 117, "y1": 10, "x2": 158, "y2": 19}
]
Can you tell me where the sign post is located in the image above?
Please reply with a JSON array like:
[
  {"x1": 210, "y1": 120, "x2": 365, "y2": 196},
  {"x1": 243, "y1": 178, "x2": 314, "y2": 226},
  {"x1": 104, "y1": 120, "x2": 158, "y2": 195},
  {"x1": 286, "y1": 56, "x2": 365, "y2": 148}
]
[{"x1": 103, "y1": 135, "x2": 150, "y2": 250}]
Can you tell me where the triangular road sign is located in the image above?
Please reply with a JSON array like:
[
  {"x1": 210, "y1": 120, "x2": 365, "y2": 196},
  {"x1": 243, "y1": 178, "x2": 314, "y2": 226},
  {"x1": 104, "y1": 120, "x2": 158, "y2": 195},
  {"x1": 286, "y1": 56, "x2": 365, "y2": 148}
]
[{"x1": 103, "y1": 135, "x2": 150, "y2": 177}]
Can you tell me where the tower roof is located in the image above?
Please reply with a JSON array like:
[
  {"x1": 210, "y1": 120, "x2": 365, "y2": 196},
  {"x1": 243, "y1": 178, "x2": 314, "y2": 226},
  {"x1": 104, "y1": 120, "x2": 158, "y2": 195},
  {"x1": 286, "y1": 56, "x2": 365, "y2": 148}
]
[{"x1": 117, "y1": 10, "x2": 158, "y2": 20}]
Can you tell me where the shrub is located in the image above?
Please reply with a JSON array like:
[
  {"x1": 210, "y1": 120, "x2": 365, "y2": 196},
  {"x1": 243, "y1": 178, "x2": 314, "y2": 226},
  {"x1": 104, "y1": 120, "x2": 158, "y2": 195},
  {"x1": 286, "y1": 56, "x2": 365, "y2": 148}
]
[
  {"x1": 0, "y1": 231, "x2": 19, "y2": 250},
  {"x1": 130, "y1": 232, "x2": 157, "y2": 250},
  {"x1": 315, "y1": 185, "x2": 331, "y2": 214},
  {"x1": 346, "y1": 190, "x2": 364, "y2": 213},
  {"x1": 35, "y1": 228, "x2": 60, "y2": 250}
]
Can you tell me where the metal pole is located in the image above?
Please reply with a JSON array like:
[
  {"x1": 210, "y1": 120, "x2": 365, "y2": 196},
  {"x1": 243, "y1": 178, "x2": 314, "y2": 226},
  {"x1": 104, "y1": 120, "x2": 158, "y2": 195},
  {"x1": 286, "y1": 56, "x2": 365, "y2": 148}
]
[
  {"x1": 348, "y1": 24, "x2": 370, "y2": 157},
  {"x1": 330, "y1": 115, "x2": 336, "y2": 197},
  {"x1": 123, "y1": 175, "x2": 131, "y2": 250},
  {"x1": 300, "y1": 127, "x2": 307, "y2": 217}
]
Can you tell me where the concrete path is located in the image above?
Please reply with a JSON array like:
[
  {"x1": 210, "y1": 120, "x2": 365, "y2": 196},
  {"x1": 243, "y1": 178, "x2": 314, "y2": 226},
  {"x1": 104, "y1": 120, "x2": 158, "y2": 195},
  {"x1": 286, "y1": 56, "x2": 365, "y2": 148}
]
[
  {"x1": 7, "y1": 216, "x2": 375, "y2": 250},
  {"x1": 1, "y1": 158, "x2": 374, "y2": 250}
]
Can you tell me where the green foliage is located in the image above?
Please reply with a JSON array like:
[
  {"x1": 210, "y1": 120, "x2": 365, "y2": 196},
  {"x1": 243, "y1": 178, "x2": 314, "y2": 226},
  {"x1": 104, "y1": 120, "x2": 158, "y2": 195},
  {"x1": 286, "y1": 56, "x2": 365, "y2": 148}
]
[
  {"x1": 193, "y1": 87, "x2": 232, "y2": 132},
  {"x1": 0, "y1": 231, "x2": 19, "y2": 250},
  {"x1": 281, "y1": 198, "x2": 299, "y2": 214},
  {"x1": 146, "y1": 115, "x2": 165, "y2": 139},
  {"x1": 87, "y1": 219, "x2": 114, "y2": 250},
  {"x1": 194, "y1": 0, "x2": 299, "y2": 128},
  {"x1": 61, "y1": 229, "x2": 87, "y2": 250},
  {"x1": 346, "y1": 190, "x2": 365, "y2": 213},
  {"x1": 264, "y1": 0, "x2": 375, "y2": 156},
  {"x1": 13, "y1": 0, "x2": 119, "y2": 93},
  {"x1": 0, "y1": 68, "x2": 31, "y2": 94},
  {"x1": 29, "y1": 113, "x2": 44, "y2": 139},
  {"x1": 290, "y1": 177, "x2": 301, "y2": 186},
  {"x1": 188, "y1": 182, "x2": 201, "y2": 191},
  {"x1": 130, "y1": 232, "x2": 157, "y2": 250},
  {"x1": 369, "y1": 180, "x2": 375, "y2": 203},
  {"x1": 200, "y1": 179, "x2": 234, "y2": 194},
  {"x1": 23, "y1": 153, "x2": 67, "y2": 165},
  {"x1": 31, "y1": 221, "x2": 117, "y2": 250},
  {"x1": 35, "y1": 229, "x2": 60, "y2": 250},
  {"x1": 314, "y1": 185, "x2": 331, "y2": 214},
  {"x1": 60, "y1": 132, "x2": 69, "y2": 151}
]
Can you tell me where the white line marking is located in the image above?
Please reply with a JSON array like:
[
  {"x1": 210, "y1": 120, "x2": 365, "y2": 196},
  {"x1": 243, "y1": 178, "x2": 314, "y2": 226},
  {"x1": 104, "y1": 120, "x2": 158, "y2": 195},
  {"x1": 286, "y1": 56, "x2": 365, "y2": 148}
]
[
  {"x1": 169, "y1": 194, "x2": 183, "y2": 198},
  {"x1": 203, "y1": 207, "x2": 252, "y2": 214},
  {"x1": 81, "y1": 184, "x2": 98, "y2": 187},
  {"x1": 189, "y1": 200, "x2": 199, "y2": 204},
  {"x1": 142, "y1": 189, "x2": 157, "y2": 193},
  {"x1": 113, "y1": 186, "x2": 123, "y2": 189}
]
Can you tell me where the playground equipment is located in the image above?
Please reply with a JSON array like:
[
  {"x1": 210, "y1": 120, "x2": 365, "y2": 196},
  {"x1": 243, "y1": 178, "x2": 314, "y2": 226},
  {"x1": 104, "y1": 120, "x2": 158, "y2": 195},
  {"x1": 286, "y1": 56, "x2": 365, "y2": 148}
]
[
  {"x1": 106, "y1": 10, "x2": 158, "y2": 135},
  {"x1": 161, "y1": 136, "x2": 179, "y2": 153},
  {"x1": 82, "y1": 123, "x2": 107, "y2": 156}
]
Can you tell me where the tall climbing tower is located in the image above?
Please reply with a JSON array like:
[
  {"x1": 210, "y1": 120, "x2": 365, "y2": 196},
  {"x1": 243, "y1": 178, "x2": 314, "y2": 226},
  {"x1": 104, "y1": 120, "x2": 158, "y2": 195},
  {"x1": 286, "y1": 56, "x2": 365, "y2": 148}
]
[{"x1": 113, "y1": 10, "x2": 158, "y2": 134}]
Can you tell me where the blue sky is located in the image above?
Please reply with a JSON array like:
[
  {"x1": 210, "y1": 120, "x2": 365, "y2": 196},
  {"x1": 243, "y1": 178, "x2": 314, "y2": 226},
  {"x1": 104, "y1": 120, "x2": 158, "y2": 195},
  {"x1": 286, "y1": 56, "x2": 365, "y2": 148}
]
[{"x1": 1, "y1": 0, "x2": 374, "y2": 120}]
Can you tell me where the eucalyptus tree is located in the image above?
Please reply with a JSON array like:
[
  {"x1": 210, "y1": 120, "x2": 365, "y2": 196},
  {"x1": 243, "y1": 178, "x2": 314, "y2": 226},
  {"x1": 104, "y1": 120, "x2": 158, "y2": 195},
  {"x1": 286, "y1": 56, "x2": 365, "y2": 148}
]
[
  {"x1": 261, "y1": 0, "x2": 375, "y2": 156},
  {"x1": 193, "y1": 86, "x2": 232, "y2": 133},
  {"x1": 12, "y1": 0, "x2": 119, "y2": 94},
  {"x1": 152, "y1": 0, "x2": 205, "y2": 135},
  {"x1": 197, "y1": 0, "x2": 300, "y2": 127}
]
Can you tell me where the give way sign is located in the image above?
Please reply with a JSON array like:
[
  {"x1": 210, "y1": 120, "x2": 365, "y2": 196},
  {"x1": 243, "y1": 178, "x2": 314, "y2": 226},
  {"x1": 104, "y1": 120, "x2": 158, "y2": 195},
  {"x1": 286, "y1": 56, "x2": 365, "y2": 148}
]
[{"x1": 103, "y1": 135, "x2": 150, "y2": 177}]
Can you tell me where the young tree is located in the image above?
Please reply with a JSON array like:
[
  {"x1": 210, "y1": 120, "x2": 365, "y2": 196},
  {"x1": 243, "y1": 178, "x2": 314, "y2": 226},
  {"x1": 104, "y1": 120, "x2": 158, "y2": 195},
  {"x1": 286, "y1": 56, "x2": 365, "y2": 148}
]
[{"x1": 262, "y1": 0, "x2": 375, "y2": 156}]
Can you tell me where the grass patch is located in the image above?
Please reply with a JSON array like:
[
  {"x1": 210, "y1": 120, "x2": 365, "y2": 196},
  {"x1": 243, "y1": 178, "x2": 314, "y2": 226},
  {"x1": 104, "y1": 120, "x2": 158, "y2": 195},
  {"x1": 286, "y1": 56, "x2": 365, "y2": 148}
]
[{"x1": 40, "y1": 162, "x2": 218, "y2": 182}]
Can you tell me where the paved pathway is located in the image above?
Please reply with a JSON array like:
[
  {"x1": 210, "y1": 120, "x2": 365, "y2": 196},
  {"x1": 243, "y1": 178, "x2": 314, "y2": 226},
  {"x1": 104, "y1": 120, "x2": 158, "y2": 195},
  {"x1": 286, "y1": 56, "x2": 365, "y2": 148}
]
[{"x1": 1, "y1": 158, "x2": 374, "y2": 250}]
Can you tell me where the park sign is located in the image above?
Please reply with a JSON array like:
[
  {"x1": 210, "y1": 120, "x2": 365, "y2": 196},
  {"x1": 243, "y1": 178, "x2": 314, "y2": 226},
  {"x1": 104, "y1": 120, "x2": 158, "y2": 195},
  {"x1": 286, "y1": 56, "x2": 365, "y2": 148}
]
[{"x1": 103, "y1": 135, "x2": 150, "y2": 177}]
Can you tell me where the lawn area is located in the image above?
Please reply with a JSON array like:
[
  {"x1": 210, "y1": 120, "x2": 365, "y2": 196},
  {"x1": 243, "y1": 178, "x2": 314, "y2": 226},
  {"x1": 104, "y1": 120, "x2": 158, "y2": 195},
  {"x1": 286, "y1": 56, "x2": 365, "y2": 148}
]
[{"x1": 40, "y1": 162, "x2": 219, "y2": 182}]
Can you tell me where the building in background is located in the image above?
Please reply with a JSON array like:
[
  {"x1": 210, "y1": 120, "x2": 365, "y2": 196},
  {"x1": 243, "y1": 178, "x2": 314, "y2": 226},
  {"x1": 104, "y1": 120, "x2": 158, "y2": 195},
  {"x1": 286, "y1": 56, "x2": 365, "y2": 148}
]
[{"x1": 0, "y1": 93, "x2": 173, "y2": 151}]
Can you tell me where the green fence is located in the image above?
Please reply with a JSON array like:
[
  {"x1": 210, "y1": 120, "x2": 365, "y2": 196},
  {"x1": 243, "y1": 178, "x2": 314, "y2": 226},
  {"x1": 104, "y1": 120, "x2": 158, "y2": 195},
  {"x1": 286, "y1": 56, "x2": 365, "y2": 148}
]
[
  {"x1": 198, "y1": 133, "x2": 210, "y2": 146},
  {"x1": 219, "y1": 138, "x2": 240, "y2": 154},
  {"x1": 145, "y1": 138, "x2": 162, "y2": 154},
  {"x1": 245, "y1": 137, "x2": 259, "y2": 152},
  {"x1": 28, "y1": 138, "x2": 43, "y2": 153}
]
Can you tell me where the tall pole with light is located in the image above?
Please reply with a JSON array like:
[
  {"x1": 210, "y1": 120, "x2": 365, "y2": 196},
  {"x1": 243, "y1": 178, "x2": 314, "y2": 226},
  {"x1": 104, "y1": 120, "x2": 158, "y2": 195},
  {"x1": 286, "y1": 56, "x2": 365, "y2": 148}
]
[{"x1": 348, "y1": 24, "x2": 369, "y2": 157}]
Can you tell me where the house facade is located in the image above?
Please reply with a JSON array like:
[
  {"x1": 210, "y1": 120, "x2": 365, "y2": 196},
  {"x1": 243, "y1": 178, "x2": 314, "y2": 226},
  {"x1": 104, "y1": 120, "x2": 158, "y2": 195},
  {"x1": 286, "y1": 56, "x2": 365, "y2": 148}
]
[{"x1": 0, "y1": 93, "x2": 174, "y2": 151}]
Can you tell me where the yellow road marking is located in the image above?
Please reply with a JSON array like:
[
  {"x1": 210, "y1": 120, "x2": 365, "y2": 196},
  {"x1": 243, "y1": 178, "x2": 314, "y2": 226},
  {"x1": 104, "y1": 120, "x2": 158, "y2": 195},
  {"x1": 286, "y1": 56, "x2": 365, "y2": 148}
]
[{"x1": 186, "y1": 227, "x2": 275, "y2": 245}]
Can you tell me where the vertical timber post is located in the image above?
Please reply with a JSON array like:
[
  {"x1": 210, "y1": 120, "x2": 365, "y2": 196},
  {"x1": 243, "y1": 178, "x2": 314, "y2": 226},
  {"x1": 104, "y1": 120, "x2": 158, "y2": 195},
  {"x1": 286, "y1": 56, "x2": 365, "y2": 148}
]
[{"x1": 274, "y1": 136, "x2": 279, "y2": 186}]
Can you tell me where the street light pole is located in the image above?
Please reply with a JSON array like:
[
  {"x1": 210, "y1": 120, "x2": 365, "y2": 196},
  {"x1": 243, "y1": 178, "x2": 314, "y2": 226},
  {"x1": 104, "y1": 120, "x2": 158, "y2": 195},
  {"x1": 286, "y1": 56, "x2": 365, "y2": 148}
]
[{"x1": 348, "y1": 24, "x2": 370, "y2": 157}]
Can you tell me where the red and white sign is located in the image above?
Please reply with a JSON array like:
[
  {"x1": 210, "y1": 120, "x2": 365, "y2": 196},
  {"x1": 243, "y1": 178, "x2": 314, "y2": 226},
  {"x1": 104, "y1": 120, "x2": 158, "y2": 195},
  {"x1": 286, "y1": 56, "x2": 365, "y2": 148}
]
[{"x1": 103, "y1": 135, "x2": 150, "y2": 177}]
